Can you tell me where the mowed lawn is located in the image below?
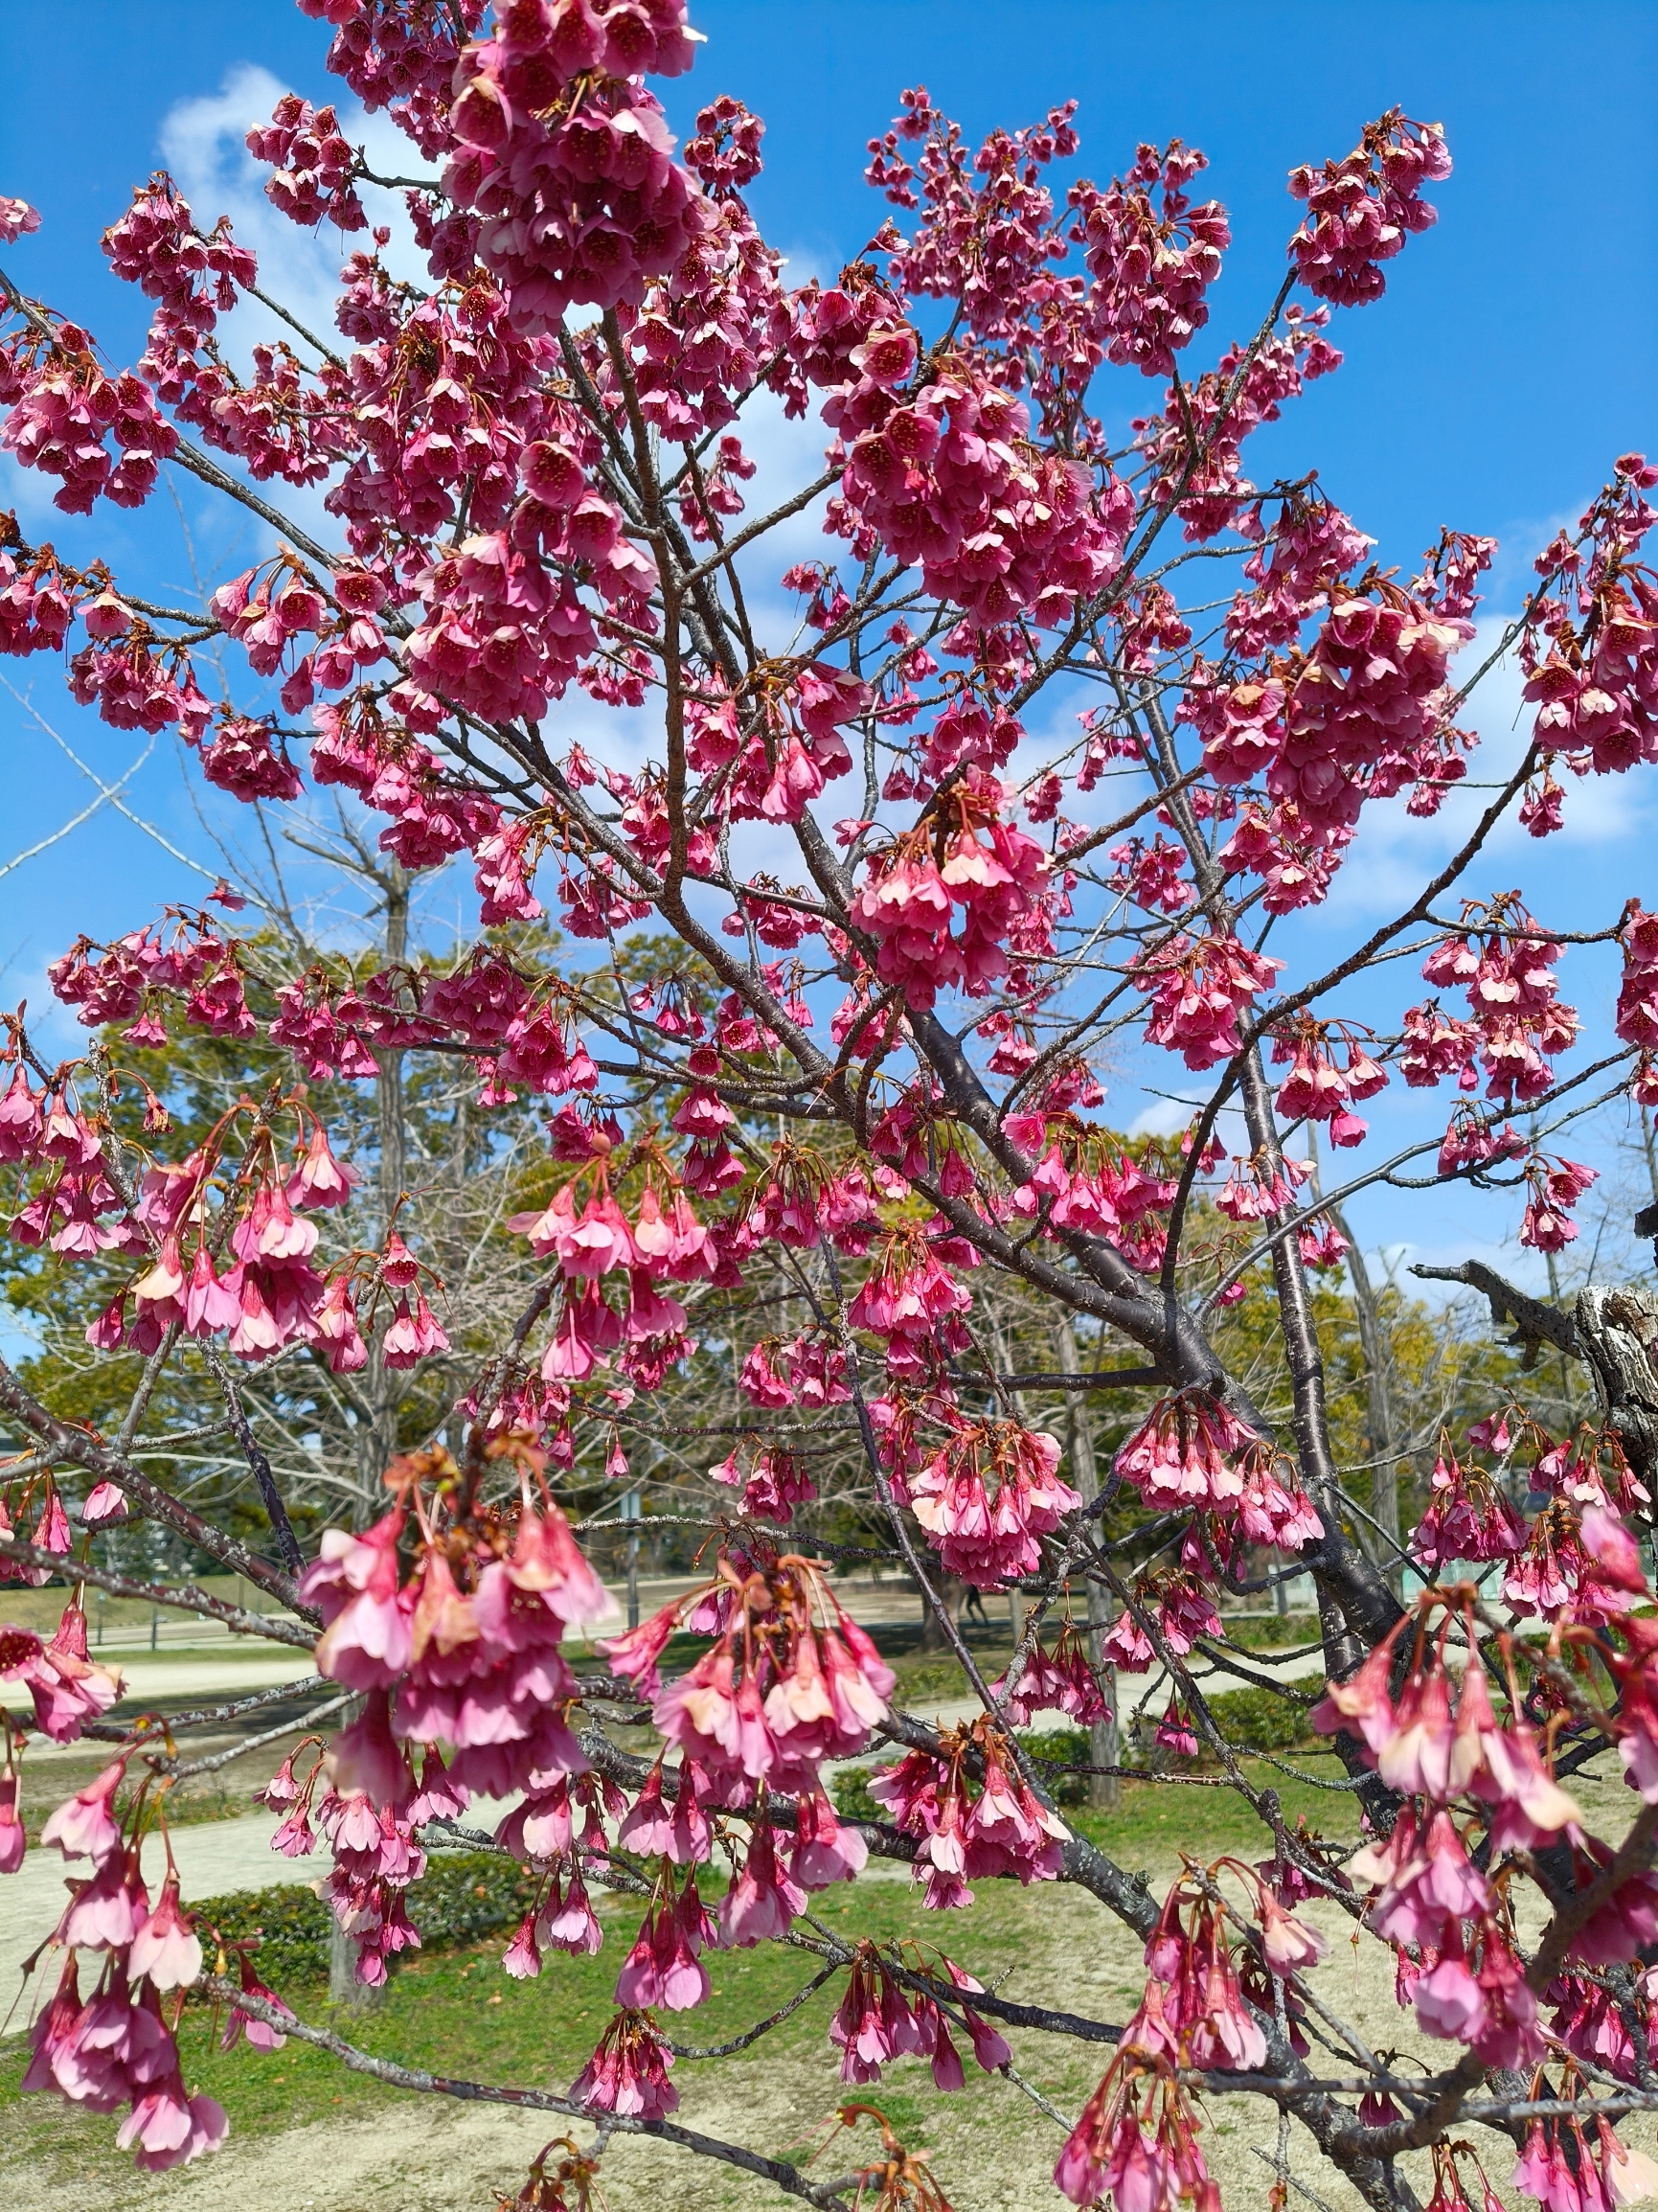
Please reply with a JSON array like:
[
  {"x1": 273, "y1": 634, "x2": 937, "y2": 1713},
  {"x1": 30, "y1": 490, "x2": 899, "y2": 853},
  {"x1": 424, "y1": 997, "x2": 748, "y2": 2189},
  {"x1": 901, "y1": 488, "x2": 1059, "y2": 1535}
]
[{"x1": 0, "y1": 1766, "x2": 1369, "y2": 2211}]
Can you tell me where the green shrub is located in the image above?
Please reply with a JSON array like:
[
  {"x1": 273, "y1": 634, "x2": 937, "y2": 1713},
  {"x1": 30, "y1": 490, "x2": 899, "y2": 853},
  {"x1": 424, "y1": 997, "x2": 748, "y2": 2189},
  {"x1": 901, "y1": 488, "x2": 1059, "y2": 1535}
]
[
  {"x1": 831, "y1": 1726, "x2": 1096, "y2": 1820},
  {"x1": 1224, "y1": 1612, "x2": 1320, "y2": 1653},
  {"x1": 1202, "y1": 1683, "x2": 1310, "y2": 1753},
  {"x1": 830, "y1": 1764, "x2": 889, "y2": 1822},
  {"x1": 191, "y1": 1851, "x2": 544, "y2": 1985},
  {"x1": 1014, "y1": 1726, "x2": 1093, "y2": 1805},
  {"x1": 192, "y1": 1881, "x2": 330, "y2": 1985}
]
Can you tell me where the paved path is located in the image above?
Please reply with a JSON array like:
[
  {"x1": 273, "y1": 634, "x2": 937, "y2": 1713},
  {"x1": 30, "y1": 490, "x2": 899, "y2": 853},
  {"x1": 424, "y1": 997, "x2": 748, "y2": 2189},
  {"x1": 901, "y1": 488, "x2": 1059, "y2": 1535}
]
[
  {"x1": 0, "y1": 1811, "x2": 289, "y2": 2018},
  {"x1": 106, "y1": 1650, "x2": 323, "y2": 1707}
]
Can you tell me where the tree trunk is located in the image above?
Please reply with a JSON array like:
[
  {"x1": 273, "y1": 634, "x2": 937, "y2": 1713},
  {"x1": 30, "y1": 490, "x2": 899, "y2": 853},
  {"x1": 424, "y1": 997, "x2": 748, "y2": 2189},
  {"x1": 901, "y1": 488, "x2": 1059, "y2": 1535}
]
[
  {"x1": 338, "y1": 878, "x2": 410, "y2": 1991},
  {"x1": 327, "y1": 1698, "x2": 382, "y2": 2009},
  {"x1": 354, "y1": 866, "x2": 411, "y2": 1523},
  {"x1": 1055, "y1": 1317, "x2": 1120, "y2": 1812},
  {"x1": 1576, "y1": 1284, "x2": 1658, "y2": 1498},
  {"x1": 329, "y1": 1918, "x2": 364, "y2": 2006},
  {"x1": 918, "y1": 1572, "x2": 964, "y2": 1652},
  {"x1": 1330, "y1": 1205, "x2": 1402, "y2": 1587}
]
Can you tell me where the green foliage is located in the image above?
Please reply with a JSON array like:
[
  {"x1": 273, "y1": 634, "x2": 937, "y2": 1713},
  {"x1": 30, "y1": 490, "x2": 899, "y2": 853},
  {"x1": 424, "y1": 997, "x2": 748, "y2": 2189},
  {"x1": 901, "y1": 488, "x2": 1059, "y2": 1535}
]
[
  {"x1": 1224, "y1": 1612, "x2": 1321, "y2": 1651},
  {"x1": 1015, "y1": 1724, "x2": 1093, "y2": 1804},
  {"x1": 193, "y1": 1880, "x2": 332, "y2": 1985},
  {"x1": 1205, "y1": 1260, "x2": 1551, "y2": 1545},
  {"x1": 884, "y1": 1636, "x2": 1015, "y2": 1708}
]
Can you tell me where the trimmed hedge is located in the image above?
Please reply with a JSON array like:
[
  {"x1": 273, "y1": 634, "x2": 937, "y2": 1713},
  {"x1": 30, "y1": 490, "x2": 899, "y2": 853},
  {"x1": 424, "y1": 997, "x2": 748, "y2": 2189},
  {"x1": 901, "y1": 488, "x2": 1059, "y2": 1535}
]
[
  {"x1": 830, "y1": 1725, "x2": 1097, "y2": 1822},
  {"x1": 1201, "y1": 1683, "x2": 1311, "y2": 1753},
  {"x1": 830, "y1": 1764, "x2": 887, "y2": 1824},
  {"x1": 829, "y1": 1694, "x2": 1310, "y2": 1818},
  {"x1": 191, "y1": 1851, "x2": 542, "y2": 1984},
  {"x1": 1018, "y1": 1726, "x2": 1093, "y2": 1804}
]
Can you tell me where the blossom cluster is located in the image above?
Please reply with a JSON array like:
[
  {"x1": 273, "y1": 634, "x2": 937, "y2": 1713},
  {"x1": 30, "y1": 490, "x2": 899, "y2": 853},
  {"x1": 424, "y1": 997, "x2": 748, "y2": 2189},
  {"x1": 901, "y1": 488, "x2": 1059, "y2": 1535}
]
[
  {"x1": 1404, "y1": 895, "x2": 1579, "y2": 1111},
  {"x1": 0, "y1": 1599, "x2": 234, "y2": 2168},
  {"x1": 443, "y1": 1, "x2": 706, "y2": 335},
  {"x1": 602, "y1": 1550, "x2": 894, "y2": 1804},
  {"x1": 869, "y1": 1718, "x2": 1070, "y2": 1910},
  {"x1": 1313, "y1": 1583, "x2": 1644, "y2": 2070},
  {"x1": 828, "y1": 331, "x2": 1131, "y2": 630}
]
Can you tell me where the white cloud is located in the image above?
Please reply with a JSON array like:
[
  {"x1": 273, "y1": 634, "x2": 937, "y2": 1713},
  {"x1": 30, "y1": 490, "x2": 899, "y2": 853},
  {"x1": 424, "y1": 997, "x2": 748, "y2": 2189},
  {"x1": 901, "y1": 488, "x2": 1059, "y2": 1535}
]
[
  {"x1": 717, "y1": 375, "x2": 842, "y2": 600},
  {"x1": 161, "y1": 65, "x2": 343, "y2": 347},
  {"x1": 153, "y1": 65, "x2": 443, "y2": 557},
  {"x1": 1124, "y1": 1092, "x2": 1193, "y2": 1137},
  {"x1": 1451, "y1": 614, "x2": 1647, "y2": 852},
  {"x1": 160, "y1": 62, "x2": 439, "y2": 298},
  {"x1": 1126, "y1": 1093, "x2": 1256, "y2": 1148},
  {"x1": 0, "y1": 447, "x2": 75, "y2": 535}
]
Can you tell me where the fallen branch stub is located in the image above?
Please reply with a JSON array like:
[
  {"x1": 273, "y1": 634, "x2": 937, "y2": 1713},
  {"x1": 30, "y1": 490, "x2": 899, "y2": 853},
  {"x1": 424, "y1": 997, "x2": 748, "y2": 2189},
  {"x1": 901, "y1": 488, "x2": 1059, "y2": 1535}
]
[
  {"x1": 1410, "y1": 1259, "x2": 1579, "y2": 1367},
  {"x1": 1412, "y1": 1264, "x2": 1658, "y2": 1490}
]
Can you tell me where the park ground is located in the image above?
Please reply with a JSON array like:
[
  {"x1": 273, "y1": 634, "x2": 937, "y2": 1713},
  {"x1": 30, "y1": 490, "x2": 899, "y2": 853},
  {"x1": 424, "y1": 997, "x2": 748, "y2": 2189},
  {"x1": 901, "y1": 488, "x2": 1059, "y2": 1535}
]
[{"x1": 4, "y1": 1582, "x2": 1640, "y2": 2211}]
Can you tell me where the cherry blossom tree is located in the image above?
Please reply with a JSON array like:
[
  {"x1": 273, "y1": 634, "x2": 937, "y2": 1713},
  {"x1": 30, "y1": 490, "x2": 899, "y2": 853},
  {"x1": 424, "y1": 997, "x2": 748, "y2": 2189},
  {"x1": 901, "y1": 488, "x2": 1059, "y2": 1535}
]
[{"x1": 4, "y1": 5, "x2": 1658, "y2": 2207}]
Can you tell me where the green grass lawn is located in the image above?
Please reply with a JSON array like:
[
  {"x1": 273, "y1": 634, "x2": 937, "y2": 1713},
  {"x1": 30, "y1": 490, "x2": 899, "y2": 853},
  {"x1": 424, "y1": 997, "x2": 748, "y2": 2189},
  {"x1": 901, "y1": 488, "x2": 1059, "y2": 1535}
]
[
  {"x1": 1, "y1": 1755, "x2": 1358, "y2": 2138},
  {"x1": 0, "y1": 1859, "x2": 1114, "y2": 2177},
  {"x1": 1067, "y1": 1764, "x2": 1358, "y2": 1864},
  {"x1": 1220, "y1": 1611, "x2": 1321, "y2": 1652},
  {"x1": 1, "y1": 1590, "x2": 1355, "y2": 2194}
]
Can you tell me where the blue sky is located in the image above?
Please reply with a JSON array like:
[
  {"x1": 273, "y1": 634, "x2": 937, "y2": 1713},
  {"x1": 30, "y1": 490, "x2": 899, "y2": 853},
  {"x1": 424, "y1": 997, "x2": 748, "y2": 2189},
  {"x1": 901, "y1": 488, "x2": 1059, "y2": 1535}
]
[{"x1": 1, "y1": 1, "x2": 1654, "y2": 1286}]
